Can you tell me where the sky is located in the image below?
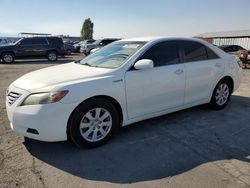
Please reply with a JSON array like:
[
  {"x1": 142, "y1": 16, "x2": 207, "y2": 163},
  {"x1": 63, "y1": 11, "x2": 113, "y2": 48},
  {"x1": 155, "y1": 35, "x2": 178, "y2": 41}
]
[{"x1": 0, "y1": 0, "x2": 250, "y2": 39}]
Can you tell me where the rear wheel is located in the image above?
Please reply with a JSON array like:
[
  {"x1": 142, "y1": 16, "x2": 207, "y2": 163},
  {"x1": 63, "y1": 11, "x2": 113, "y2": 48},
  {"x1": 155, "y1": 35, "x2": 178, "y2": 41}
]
[
  {"x1": 2, "y1": 52, "x2": 15, "y2": 63},
  {"x1": 47, "y1": 51, "x2": 58, "y2": 61},
  {"x1": 66, "y1": 49, "x2": 72, "y2": 55},
  {"x1": 69, "y1": 99, "x2": 119, "y2": 148},
  {"x1": 210, "y1": 79, "x2": 232, "y2": 110}
]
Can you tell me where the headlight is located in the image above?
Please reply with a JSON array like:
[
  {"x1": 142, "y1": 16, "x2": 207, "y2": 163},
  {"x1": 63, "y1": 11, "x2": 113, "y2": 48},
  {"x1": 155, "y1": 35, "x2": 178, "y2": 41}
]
[{"x1": 21, "y1": 90, "x2": 68, "y2": 106}]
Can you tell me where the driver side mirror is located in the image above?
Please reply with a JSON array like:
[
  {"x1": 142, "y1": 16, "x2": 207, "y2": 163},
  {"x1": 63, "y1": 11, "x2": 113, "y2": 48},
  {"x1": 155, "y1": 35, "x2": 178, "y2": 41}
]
[{"x1": 134, "y1": 59, "x2": 154, "y2": 70}]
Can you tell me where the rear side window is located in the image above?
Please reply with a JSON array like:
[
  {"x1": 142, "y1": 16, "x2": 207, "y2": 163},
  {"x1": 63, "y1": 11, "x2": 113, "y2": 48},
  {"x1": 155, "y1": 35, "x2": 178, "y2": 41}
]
[
  {"x1": 183, "y1": 41, "x2": 207, "y2": 62},
  {"x1": 31, "y1": 38, "x2": 48, "y2": 45},
  {"x1": 47, "y1": 37, "x2": 63, "y2": 45},
  {"x1": 183, "y1": 41, "x2": 219, "y2": 62},
  {"x1": 206, "y1": 47, "x2": 219, "y2": 59},
  {"x1": 139, "y1": 41, "x2": 180, "y2": 67}
]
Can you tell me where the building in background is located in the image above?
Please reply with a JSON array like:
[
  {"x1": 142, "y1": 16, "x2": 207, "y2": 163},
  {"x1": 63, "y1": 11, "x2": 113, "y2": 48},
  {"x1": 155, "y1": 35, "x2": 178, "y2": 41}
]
[{"x1": 195, "y1": 29, "x2": 250, "y2": 50}]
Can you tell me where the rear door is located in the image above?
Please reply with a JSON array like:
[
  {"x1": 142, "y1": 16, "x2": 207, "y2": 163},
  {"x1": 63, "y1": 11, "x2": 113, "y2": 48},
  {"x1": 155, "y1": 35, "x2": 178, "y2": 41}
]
[
  {"x1": 181, "y1": 41, "x2": 224, "y2": 104},
  {"x1": 30, "y1": 38, "x2": 49, "y2": 56},
  {"x1": 125, "y1": 40, "x2": 185, "y2": 119}
]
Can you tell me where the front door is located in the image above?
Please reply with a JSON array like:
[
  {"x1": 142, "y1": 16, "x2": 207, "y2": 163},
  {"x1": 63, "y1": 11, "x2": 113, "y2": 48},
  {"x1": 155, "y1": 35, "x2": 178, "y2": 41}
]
[{"x1": 125, "y1": 40, "x2": 185, "y2": 119}]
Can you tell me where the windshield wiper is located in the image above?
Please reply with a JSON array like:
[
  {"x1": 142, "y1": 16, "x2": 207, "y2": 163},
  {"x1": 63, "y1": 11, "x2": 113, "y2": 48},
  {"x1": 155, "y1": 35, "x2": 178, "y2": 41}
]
[{"x1": 83, "y1": 62, "x2": 92, "y2": 66}]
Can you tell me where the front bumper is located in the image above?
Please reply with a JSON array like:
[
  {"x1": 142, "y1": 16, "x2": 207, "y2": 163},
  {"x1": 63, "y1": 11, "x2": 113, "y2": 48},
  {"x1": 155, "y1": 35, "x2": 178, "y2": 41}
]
[{"x1": 6, "y1": 85, "x2": 76, "y2": 142}]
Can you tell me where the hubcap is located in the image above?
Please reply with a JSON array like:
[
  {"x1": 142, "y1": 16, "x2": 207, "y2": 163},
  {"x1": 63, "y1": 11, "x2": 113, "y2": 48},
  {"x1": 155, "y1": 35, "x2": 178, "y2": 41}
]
[
  {"x1": 49, "y1": 53, "x2": 56, "y2": 61},
  {"x1": 79, "y1": 108, "x2": 112, "y2": 142},
  {"x1": 4, "y1": 54, "x2": 13, "y2": 63},
  {"x1": 215, "y1": 83, "x2": 229, "y2": 106}
]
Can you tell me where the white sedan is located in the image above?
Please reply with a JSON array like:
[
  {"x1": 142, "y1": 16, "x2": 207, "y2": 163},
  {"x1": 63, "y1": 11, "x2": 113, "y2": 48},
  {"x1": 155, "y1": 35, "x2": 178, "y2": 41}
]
[{"x1": 6, "y1": 37, "x2": 242, "y2": 148}]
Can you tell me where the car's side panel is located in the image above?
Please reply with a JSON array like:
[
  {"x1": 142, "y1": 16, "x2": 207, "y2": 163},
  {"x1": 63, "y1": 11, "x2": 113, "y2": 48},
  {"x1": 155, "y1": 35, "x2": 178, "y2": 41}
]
[
  {"x1": 123, "y1": 97, "x2": 208, "y2": 126},
  {"x1": 56, "y1": 75, "x2": 128, "y2": 122},
  {"x1": 184, "y1": 58, "x2": 225, "y2": 104},
  {"x1": 125, "y1": 64, "x2": 185, "y2": 119}
]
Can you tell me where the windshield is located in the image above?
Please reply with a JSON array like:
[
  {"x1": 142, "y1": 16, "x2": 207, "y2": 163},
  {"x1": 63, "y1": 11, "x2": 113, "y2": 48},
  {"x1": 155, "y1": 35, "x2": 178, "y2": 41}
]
[{"x1": 79, "y1": 41, "x2": 146, "y2": 69}]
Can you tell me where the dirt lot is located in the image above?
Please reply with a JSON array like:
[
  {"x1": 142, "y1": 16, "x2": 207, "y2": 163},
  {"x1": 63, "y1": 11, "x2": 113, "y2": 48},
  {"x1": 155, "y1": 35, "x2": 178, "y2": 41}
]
[{"x1": 0, "y1": 55, "x2": 250, "y2": 188}]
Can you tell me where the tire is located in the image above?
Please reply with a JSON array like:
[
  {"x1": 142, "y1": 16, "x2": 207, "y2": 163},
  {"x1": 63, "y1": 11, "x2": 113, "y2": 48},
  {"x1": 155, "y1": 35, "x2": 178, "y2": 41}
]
[
  {"x1": 47, "y1": 51, "x2": 58, "y2": 61},
  {"x1": 2, "y1": 52, "x2": 15, "y2": 63},
  {"x1": 69, "y1": 98, "x2": 119, "y2": 148},
  {"x1": 66, "y1": 49, "x2": 72, "y2": 55},
  {"x1": 210, "y1": 79, "x2": 232, "y2": 110}
]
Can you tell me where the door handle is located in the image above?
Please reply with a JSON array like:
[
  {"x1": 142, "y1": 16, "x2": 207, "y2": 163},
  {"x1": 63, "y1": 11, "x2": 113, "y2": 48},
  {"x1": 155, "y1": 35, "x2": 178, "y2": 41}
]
[
  {"x1": 215, "y1": 63, "x2": 222, "y2": 67},
  {"x1": 174, "y1": 69, "x2": 184, "y2": 75}
]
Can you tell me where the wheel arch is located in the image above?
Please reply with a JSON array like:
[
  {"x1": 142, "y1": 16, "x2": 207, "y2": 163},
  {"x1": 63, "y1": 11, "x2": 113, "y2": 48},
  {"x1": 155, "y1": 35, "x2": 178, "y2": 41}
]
[
  {"x1": 210, "y1": 75, "x2": 234, "y2": 101},
  {"x1": 219, "y1": 76, "x2": 234, "y2": 92},
  {"x1": 46, "y1": 49, "x2": 57, "y2": 54},
  {"x1": 1, "y1": 51, "x2": 15, "y2": 58},
  {"x1": 66, "y1": 95, "x2": 124, "y2": 140}
]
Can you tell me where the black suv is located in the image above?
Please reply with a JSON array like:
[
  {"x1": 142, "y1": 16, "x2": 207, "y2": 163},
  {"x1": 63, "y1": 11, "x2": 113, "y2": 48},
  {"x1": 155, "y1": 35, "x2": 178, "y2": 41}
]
[{"x1": 0, "y1": 37, "x2": 66, "y2": 63}]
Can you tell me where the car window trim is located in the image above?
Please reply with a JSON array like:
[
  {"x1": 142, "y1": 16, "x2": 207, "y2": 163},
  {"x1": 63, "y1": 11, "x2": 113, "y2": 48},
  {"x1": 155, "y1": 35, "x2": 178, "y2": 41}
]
[
  {"x1": 20, "y1": 38, "x2": 49, "y2": 46},
  {"x1": 128, "y1": 40, "x2": 182, "y2": 71},
  {"x1": 180, "y1": 40, "x2": 219, "y2": 63}
]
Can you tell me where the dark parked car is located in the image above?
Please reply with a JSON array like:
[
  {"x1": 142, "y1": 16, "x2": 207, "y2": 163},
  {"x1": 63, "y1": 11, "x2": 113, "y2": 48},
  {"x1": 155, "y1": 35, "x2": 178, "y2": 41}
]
[
  {"x1": 0, "y1": 37, "x2": 66, "y2": 63},
  {"x1": 219, "y1": 45, "x2": 248, "y2": 64},
  {"x1": 64, "y1": 42, "x2": 76, "y2": 55},
  {"x1": 247, "y1": 51, "x2": 250, "y2": 62},
  {"x1": 74, "y1": 40, "x2": 95, "y2": 53},
  {"x1": 81, "y1": 38, "x2": 121, "y2": 55}
]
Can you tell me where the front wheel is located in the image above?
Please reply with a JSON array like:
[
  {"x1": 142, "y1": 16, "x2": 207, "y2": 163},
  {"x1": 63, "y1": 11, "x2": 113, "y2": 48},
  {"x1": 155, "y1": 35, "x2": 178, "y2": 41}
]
[
  {"x1": 210, "y1": 80, "x2": 232, "y2": 110},
  {"x1": 69, "y1": 99, "x2": 119, "y2": 148},
  {"x1": 2, "y1": 52, "x2": 15, "y2": 63}
]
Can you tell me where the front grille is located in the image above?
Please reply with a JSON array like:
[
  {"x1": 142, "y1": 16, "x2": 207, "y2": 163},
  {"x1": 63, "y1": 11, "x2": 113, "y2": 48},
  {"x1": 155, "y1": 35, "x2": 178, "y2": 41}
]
[{"x1": 7, "y1": 91, "x2": 21, "y2": 105}]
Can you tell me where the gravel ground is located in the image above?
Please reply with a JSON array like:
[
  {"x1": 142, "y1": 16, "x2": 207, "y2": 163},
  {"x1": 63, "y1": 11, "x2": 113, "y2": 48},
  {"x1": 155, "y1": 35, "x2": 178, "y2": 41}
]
[{"x1": 0, "y1": 55, "x2": 250, "y2": 188}]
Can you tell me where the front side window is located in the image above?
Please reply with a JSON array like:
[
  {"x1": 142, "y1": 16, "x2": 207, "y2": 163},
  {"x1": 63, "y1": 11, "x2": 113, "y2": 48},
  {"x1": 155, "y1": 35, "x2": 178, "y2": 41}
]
[
  {"x1": 20, "y1": 38, "x2": 32, "y2": 45},
  {"x1": 139, "y1": 41, "x2": 180, "y2": 67},
  {"x1": 79, "y1": 41, "x2": 146, "y2": 69},
  {"x1": 183, "y1": 41, "x2": 208, "y2": 62}
]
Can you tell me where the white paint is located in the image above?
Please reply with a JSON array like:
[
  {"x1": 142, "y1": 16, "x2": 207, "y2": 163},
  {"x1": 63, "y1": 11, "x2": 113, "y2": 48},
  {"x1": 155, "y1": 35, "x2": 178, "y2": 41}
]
[{"x1": 5, "y1": 37, "x2": 242, "y2": 142}]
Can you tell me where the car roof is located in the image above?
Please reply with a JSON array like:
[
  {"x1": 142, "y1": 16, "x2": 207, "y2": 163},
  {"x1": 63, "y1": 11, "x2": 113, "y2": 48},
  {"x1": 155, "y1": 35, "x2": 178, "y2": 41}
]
[
  {"x1": 22, "y1": 36, "x2": 61, "y2": 39},
  {"x1": 121, "y1": 36, "x2": 231, "y2": 59},
  {"x1": 219, "y1": 45, "x2": 236, "y2": 48},
  {"x1": 120, "y1": 36, "x2": 208, "y2": 43}
]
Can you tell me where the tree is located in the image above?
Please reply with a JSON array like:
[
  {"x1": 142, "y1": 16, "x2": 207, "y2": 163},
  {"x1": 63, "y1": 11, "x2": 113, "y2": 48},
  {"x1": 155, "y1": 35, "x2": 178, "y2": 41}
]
[{"x1": 80, "y1": 18, "x2": 94, "y2": 40}]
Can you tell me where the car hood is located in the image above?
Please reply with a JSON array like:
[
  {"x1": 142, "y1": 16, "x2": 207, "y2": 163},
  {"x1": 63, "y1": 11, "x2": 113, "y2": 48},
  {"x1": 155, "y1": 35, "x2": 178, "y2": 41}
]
[
  {"x1": 12, "y1": 62, "x2": 113, "y2": 92},
  {"x1": 0, "y1": 44, "x2": 15, "y2": 49}
]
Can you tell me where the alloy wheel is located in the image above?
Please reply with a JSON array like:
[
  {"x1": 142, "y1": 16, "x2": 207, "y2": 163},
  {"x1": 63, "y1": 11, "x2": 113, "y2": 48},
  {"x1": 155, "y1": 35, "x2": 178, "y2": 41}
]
[
  {"x1": 48, "y1": 53, "x2": 57, "y2": 61},
  {"x1": 215, "y1": 83, "x2": 229, "y2": 106},
  {"x1": 3, "y1": 54, "x2": 13, "y2": 63},
  {"x1": 79, "y1": 108, "x2": 112, "y2": 142}
]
